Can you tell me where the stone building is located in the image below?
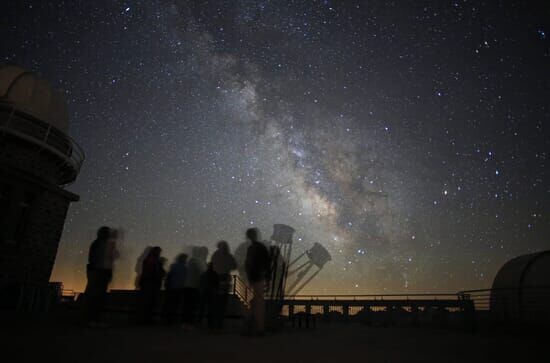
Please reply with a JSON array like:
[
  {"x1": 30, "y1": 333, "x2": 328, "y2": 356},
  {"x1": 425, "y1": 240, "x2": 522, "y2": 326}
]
[{"x1": 0, "y1": 65, "x2": 84, "y2": 307}]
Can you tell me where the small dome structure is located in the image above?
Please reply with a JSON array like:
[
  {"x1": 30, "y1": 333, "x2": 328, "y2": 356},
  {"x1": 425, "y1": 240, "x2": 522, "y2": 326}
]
[
  {"x1": 0, "y1": 64, "x2": 69, "y2": 132},
  {"x1": 490, "y1": 250, "x2": 550, "y2": 323},
  {"x1": 0, "y1": 64, "x2": 84, "y2": 308},
  {"x1": 0, "y1": 64, "x2": 83, "y2": 185}
]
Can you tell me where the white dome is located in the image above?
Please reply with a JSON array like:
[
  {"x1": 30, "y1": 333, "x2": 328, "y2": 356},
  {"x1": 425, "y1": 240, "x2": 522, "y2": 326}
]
[
  {"x1": 0, "y1": 64, "x2": 69, "y2": 132},
  {"x1": 490, "y1": 250, "x2": 550, "y2": 323}
]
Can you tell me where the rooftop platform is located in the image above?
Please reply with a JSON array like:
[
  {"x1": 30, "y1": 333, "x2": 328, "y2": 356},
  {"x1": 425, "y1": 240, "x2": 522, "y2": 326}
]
[{"x1": 3, "y1": 312, "x2": 545, "y2": 363}]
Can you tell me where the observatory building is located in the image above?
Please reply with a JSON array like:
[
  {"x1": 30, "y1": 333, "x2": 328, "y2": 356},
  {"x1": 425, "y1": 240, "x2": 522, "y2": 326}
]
[
  {"x1": 490, "y1": 250, "x2": 550, "y2": 324},
  {"x1": 0, "y1": 65, "x2": 84, "y2": 304}
]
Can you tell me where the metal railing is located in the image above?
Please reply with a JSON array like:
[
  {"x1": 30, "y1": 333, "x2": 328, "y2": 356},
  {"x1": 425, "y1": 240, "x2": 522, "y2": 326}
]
[
  {"x1": 61, "y1": 288, "x2": 78, "y2": 302},
  {"x1": 229, "y1": 275, "x2": 466, "y2": 305},
  {"x1": 0, "y1": 103, "x2": 85, "y2": 185},
  {"x1": 231, "y1": 275, "x2": 253, "y2": 307},
  {"x1": 458, "y1": 286, "x2": 550, "y2": 317},
  {"x1": 284, "y1": 292, "x2": 461, "y2": 301},
  {"x1": 457, "y1": 289, "x2": 492, "y2": 311}
]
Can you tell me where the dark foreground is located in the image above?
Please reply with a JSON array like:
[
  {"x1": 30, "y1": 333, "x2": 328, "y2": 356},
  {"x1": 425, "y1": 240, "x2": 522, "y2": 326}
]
[{"x1": 3, "y1": 314, "x2": 546, "y2": 363}]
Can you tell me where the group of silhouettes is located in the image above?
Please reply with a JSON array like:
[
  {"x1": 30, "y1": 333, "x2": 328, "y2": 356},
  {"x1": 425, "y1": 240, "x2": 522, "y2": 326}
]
[{"x1": 84, "y1": 226, "x2": 270, "y2": 335}]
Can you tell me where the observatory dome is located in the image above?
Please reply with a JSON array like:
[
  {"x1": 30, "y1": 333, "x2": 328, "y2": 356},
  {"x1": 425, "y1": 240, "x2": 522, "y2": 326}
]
[
  {"x1": 0, "y1": 64, "x2": 69, "y2": 132},
  {"x1": 490, "y1": 250, "x2": 550, "y2": 323}
]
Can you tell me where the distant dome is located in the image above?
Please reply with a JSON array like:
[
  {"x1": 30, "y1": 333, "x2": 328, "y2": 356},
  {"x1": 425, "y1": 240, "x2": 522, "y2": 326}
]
[
  {"x1": 0, "y1": 64, "x2": 69, "y2": 133},
  {"x1": 490, "y1": 250, "x2": 550, "y2": 323}
]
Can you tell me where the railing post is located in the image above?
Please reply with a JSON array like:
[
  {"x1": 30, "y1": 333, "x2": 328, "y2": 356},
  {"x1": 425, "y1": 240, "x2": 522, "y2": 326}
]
[
  {"x1": 343, "y1": 304, "x2": 350, "y2": 321},
  {"x1": 232, "y1": 275, "x2": 237, "y2": 296},
  {"x1": 462, "y1": 298, "x2": 476, "y2": 332},
  {"x1": 6, "y1": 105, "x2": 16, "y2": 128},
  {"x1": 44, "y1": 124, "x2": 51, "y2": 143}
]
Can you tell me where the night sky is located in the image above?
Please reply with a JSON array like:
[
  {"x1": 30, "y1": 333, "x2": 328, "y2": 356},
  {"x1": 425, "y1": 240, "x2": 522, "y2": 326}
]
[{"x1": 2, "y1": 1, "x2": 549, "y2": 294}]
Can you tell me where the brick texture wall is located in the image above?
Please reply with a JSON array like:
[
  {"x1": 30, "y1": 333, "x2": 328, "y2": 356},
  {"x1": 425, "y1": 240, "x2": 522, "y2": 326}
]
[{"x1": 0, "y1": 186, "x2": 72, "y2": 287}]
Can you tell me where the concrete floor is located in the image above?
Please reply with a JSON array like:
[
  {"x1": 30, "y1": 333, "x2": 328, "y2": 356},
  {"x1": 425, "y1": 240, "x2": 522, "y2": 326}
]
[{"x1": 3, "y1": 315, "x2": 546, "y2": 363}]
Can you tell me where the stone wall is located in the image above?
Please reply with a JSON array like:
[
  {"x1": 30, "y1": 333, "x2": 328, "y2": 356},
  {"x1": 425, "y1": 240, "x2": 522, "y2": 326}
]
[
  {"x1": 0, "y1": 181, "x2": 72, "y2": 288},
  {"x1": 0, "y1": 137, "x2": 61, "y2": 185}
]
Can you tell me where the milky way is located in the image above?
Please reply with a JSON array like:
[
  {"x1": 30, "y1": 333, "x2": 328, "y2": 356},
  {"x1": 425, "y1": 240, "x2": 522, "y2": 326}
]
[{"x1": 3, "y1": 1, "x2": 548, "y2": 293}]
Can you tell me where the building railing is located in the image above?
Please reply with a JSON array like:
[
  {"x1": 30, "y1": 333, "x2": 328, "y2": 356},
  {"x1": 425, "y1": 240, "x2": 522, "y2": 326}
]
[
  {"x1": 229, "y1": 274, "x2": 467, "y2": 307},
  {"x1": 458, "y1": 286, "x2": 550, "y2": 317},
  {"x1": 284, "y1": 293, "x2": 462, "y2": 301},
  {"x1": 0, "y1": 103, "x2": 85, "y2": 185},
  {"x1": 457, "y1": 289, "x2": 492, "y2": 311},
  {"x1": 232, "y1": 275, "x2": 253, "y2": 307}
]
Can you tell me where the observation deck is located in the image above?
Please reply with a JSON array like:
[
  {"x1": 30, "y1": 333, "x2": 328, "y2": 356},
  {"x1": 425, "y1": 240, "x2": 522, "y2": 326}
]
[{"x1": 0, "y1": 102, "x2": 84, "y2": 185}]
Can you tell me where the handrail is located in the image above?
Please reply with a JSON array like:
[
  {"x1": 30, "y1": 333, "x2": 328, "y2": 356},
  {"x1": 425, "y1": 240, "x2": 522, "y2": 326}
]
[
  {"x1": 229, "y1": 274, "x2": 465, "y2": 304},
  {"x1": 0, "y1": 103, "x2": 85, "y2": 185},
  {"x1": 458, "y1": 285, "x2": 550, "y2": 294},
  {"x1": 285, "y1": 286, "x2": 550, "y2": 302},
  {"x1": 62, "y1": 289, "x2": 76, "y2": 297},
  {"x1": 231, "y1": 275, "x2": 254, "y2": 307},
  {"x1": 284, "y1": 293, "x2": 460, "y2": 300},
  {"x1": 457, "y1": 286, "x2": 550, "y2": 312}
]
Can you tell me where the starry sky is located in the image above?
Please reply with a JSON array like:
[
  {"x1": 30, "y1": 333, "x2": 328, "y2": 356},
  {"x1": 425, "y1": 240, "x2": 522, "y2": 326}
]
[{"x1": 2, "y1": 1, "x2": 549, "y2": 294}]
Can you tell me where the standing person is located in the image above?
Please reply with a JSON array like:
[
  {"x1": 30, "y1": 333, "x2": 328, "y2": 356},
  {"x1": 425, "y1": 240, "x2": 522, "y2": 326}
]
[
  {"x1": 200, "y1": 262, "x2": 220, "y2": 331},
  {"x1": 102, "y1": 228, "x2": 120, "y2": 270},
  {"x1": 84, "y1": 226, "x2": 119, "y2": 327},
  {"x1": 138, "y1": 246, "x2": 165, "y2": 324},
  {"x1": 163, "y1": 253, "x2": 188, "y2": 324},
  {"x1": 134, "y1": 246, "x2": 152, "y2": 289},
  {"x1": 244, "y1": 228, "x2": 270, "y2": 335},
  {"x1": 211, "y1": 240, "x2": 237, "y2": 329},
  {"x1": 182, "y1": 246, "x2": 208, "y2": 328}
]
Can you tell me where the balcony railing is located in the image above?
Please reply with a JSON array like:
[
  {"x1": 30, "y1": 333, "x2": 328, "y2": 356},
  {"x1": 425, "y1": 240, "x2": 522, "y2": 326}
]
[
  {"x1": 458, "y1": 286, "x2": 550, "y2": 315},
  {"x1": 284, "y1": 292, "x2": 462, "y2": 301},
  {"x1": 0, "y1": 103, "x2": 85, "y2": 185},
  {"x1": 232, "y1": 275, "x2": 254, "y2": 307}
]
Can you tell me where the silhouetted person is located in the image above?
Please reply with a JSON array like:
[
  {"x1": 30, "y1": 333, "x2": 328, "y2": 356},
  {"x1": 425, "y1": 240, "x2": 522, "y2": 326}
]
[
  {"x1": 200, "y1": 262, "x2": 220, "y2": 330},
  {"x1": 135, "y1": 246, "x2": 152, "y2": 289},
  {"x1": 138, "y1": 246, "x2": 165, "y2": 324},
  {"x1": 244, "y1": 228, "x2": 270, "y2": 335},
  {"x1": 162, "y1": 253, "x2": 187, "y2": 324},
  {"x1": 182, "y1": 246, "x2": 208, "y2": 328},
  {"x1": 84, "y1": 226, "x2": 119, "y2": 327},
  {"x1": 211, "y1": 240, "x2": 237, "y2": 329}
]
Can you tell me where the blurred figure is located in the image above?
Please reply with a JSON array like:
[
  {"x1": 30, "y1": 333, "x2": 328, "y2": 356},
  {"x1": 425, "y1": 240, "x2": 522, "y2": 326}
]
[
  {"x1": 84, "y1": 226, "x2": 119, "y2": 327},
  {"x1": 244, "y1": 228, "x2": 270, "y2": 335},
  {"x1": 182, "y1": 246, "x2": 208, "y2": 327},
  {"x1": 163, "y1": 253, "x2": 188, "y2": 324},
  {"x1": 134, "y1": 246, "x2": 152, "y2": 289},
  {"x1": 200, "y1": 262, "x2": 220, "y2": 331},
  {"x1": 211, "y1": 240, "x2": 237, "y2": 329},
  {"x1": 138, "y1": 246, "x2": 165, "y2": 324}
]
